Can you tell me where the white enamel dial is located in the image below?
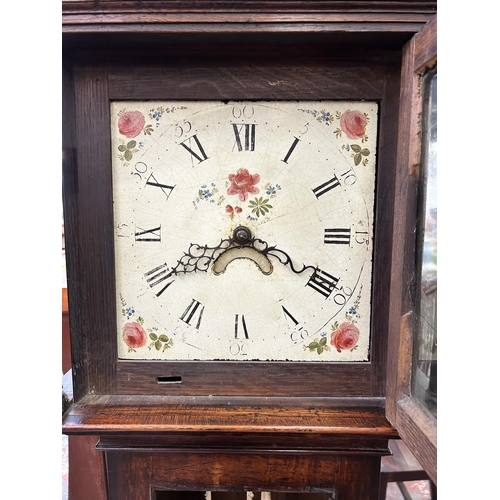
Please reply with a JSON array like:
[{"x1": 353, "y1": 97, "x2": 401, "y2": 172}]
[{"x1": 111, "y1": 100, "x2": 378, "y2": 361}]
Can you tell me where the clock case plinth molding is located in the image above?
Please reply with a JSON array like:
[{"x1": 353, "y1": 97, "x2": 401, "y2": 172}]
[{"x1": 62, "y1": 3, "x2": 437, "y2": 498}]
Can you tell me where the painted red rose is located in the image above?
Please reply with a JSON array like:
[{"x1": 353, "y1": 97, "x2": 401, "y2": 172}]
[
  {"x1": 340, "y1": 110, "x2": 367, "y2": 140},
  {"x1": 122, "y1": 322, "x2": 147, "y2": 349},
  {"x1": 227, "y1": 169, "x2": 260, "y2": 202},
  {"x1": 118, "y1": 111, "x2": 146, "y2": 138},
  {"x1": 330, "y1": 322, "x2": 360, "y2": 353}
]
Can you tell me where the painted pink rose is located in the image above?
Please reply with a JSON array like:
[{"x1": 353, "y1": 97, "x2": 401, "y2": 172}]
[
  {"x1": 122, "y1": 322, "x2": 147, "y2": 349},
  {"x1": 118, "y1": 111, "x2": 146, "y2": 138},
  {"x1": 340, "y1": 110, "x2": 367, "y2": 140},
  {"x1": 330, "y1": 322, "x2": 360, "y2": 353},
  {"x1": 227, "y1": 169, "x2": 260, "y2": 202}
]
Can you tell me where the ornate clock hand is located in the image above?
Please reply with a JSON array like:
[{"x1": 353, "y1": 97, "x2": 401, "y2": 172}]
[
  {"x1": 169, "y1": 238, "x2": 232, "y2": 275},
  {"x1": 212, "y1": 226, "x2": 317, "y2": 277},
  {"x1": 170, "y1": 224, "x2": 319, "y2": 279},
  {"x1": 171, "y1": 226, "x2": 273, "y2": 276}
]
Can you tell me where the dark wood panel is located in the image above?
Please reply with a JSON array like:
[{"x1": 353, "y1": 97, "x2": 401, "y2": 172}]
[
  {"x1": 107, "y1": 61, "x2": 387, "y2": 101},
  {"x1": 385, "y1": 28, "x2": 419, "y2": 425},
  {"x1": 69, "y1": 65, "x2": 118, "y2": 399},
  {"x1": 116, "y1": 360, "x2": 373, "y2": 396},
  {"x1": 396, "y1": 396, "x2": 437, "y2": 485},
  {"x1": 63, "y1": 394, "x2": 397, "y2": 436},
  {"x1": 385, "y1": 14, "x2": 437, "y2": 483},
  {"x1": 64, "y1": 0, "x2": 437, "y2": 13},
  {"x1": 105, "y1": 451, "x2": 382, "y2": 500},
  {"x1": 368, "y1": 59, "x2": 402, "y2": 396},
  {"x1": 97, "y1": 432, "x2": 393, "y2": 454},
  {"x1": 413, "y1": 14, "x2": 437, "y2": 73}
]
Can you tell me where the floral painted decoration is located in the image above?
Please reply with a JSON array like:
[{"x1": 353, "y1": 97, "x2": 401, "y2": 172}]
[
  {"x1": 304, "y1": 335, "x2": 331, "y2": 355},
  {"x1": 118, "y1": 111, "x2": 147, "y2": 138},
  {"x1": 116, "y1": 110, "x2": 155, "y2": 163},
  {"x1": 120, "y1": 295, "x2": 174, "y2": 353},
  {"x1": 249, "y1": 197, "x2": 273, "y2": 218},
  {"x1": 330, "y1": 322, "x2": 360, "y2": 353},
  {"x1": 122, "y1": 322, "x2": 148, "y2": 351},
  {"x1": 339, "y1": 109, "x2": 368, "y2": 140},
  {"x1": 148, "y1": 332, "x2": 174, "y2": 352},
  {"x1": 347, "y1": 144, "x2": 371, "y2": 166},
  {"x1": 227, "y1": 168, "x2": 260, "y2": 202}
]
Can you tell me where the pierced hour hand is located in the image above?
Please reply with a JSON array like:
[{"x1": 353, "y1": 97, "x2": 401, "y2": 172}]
[
  {"x1": 169, "y1": 226, "x2": 271, "y2": 277},
  {"x1": 170, "y1": 225, "x2": 316, "y2": 277}
]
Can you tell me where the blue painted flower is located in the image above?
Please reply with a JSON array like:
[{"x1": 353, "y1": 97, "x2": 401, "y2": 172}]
[{"x1": 321, "y1": 111, "x2": 331, "y2": 124}]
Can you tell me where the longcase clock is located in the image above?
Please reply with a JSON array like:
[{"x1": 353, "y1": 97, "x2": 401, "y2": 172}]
[{"x1": 62, "y1": 3, "x2": 437, "y2": 499}]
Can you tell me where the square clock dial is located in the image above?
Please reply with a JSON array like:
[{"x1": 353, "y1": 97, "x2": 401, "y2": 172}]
[{"x1": 111, "y1": 100, "x2": 378, "y2": 362}]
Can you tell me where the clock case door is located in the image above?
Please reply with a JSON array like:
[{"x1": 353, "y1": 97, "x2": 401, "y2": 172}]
[
  {"x1": 62, "y1": 29, "x2": 421, "y2": 403},
  {"x1": 386, "y1": 15, "x2": 437, "y2": 484}
]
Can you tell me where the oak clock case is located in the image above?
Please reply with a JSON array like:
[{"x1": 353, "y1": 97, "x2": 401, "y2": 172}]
[{"x1": 112, "y1": 100, "x2": 377, "y2": 363}]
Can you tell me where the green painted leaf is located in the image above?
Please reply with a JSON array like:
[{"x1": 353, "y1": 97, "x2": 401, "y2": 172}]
[
  {"x1": 351, "y1": 144, "x2": 361, "y2": 153},
  {"x1": 317, "y1": 347, "x2": 324, "y2": 354},
  {"x1": 155, "y1": 339, "x2": 162, "y2": 350},
  {"x1": 149, "y1": 333, "x2": 158, "y2": 340},
  {"x1": 159, "y1": 335, "x2": 169, "y2": 342},
  {"x1": 124, "y1": 149, "x2": 133, "y2": 161},
  {"x1": 354, "y1": 153, "x2": 362, "y2": 166},
  {"x1": 118, "y1": 145, "x2": 127, "y2": 152},
  {"x1": 127, "y1": 140, "x2": 137, "y2": 149},
  {"x1": 319, "y1": 337, "x2": 327, "y2": 346},
  {"x1": 361, "y1": 148, "x2": 370, "y2": 156},
  {"x1": 309, "y1": 342, "x2": 319, "y2": 349}
]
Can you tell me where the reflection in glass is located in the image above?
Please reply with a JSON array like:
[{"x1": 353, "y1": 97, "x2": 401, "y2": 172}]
[{"x1": 412, "y1": 67, "x2": 437, "y2": 420}]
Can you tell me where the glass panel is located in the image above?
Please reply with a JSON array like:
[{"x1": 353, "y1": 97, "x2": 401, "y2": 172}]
[{"x1": 411, "y1": 67, "x2": 437, "y2": 420}]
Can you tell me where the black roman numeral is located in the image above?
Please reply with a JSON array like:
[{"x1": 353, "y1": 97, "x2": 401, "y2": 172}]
[
  {"x1": 135, "y1": 225, "x2": 161, "y2": 242},
  {"x1": 234, "y1": 314, "x2": 249, "y2": 339},
  {"x1": 324, "y1": 228, "x2": 351, "y2": 245},
  {"x1": 281, "y1": 137, "x2": 300, "y2": 164},
  {"x1": 180, "y1": 134, "x2": 209, "y2": 163},
  {"x1": 180, "y1": 299, "x2": 205, "y2": 329},
  {"x1": 144, "y1": 263, "x2": 174, "y2": 297},
  {"x1": 282, "y1": 306, "x2": 300, "y2": 327},
  {"x1": 306, "y1": 268, "x2": 339, "y2": 299},
  {"x1": 146, "y1": 173, "x2": 175, "y2": 200},
  {"x1": 312, "y1": 175, "x2": 341, "y2": 198},
  {"x1": 232, "y1": 124, "x2": 256, "y2": 151}
]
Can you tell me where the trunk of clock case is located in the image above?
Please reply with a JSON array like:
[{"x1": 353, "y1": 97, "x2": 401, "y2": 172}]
[{"x1": 63, "y1": 39, "x2": 403, "y2": 402}]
